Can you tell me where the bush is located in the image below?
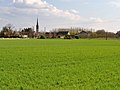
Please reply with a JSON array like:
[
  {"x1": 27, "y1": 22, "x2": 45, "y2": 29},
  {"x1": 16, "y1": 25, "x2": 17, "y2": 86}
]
[
  {"x1": 38, "y1": 35, "x2": 46, "y2": 39},
  {"x1": 64, "y1": 35, "x2": 72, "y2": 39},
  {"x1": 75, "y1": 35, "x2": 79, "y2": 39}
]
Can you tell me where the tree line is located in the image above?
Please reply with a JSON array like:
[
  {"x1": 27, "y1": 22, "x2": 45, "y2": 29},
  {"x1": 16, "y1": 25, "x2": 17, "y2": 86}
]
[
  {"x1": 0, "y1": 24, "x2": 34, "y2": 38},
  {"x1": 0, "y1": 24, "x2": 120, "y2": 39}
]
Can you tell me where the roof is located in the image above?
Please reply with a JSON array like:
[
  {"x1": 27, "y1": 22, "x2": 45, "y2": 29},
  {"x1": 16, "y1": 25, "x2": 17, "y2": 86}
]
[
  {"x1": 75, "y1": 31, "x2": 88, "y2": 36},
  {"x1": 79, "y1": 31, "x2": 88, "y2": 34},
  {"x1": 57, "y1": 31, "x2": 69, "y2": 35}
]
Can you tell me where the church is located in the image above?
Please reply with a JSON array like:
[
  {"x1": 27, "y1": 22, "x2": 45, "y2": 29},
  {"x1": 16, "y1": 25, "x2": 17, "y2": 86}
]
[
  {"x1": 35, "y1": 18, "x2": 41, "y2": 38},
  {"x1": 36, "y1": 18, "x2": 39, "y2": 33}
]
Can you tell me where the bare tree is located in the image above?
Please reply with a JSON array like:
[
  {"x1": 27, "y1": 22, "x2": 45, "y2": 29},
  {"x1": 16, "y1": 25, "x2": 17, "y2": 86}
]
[{"x1": 0, "y1": 24, "x2": 14, "y2": 38}]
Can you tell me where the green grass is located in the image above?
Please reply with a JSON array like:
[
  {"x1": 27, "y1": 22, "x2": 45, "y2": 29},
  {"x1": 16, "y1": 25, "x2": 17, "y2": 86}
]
[{"x1": 0, "y1": 39, "x2": 120, "y2": 90}]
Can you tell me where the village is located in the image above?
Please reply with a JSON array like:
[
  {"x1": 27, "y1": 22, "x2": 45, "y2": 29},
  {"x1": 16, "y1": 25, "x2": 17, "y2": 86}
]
[{"x1": 0, "y1": 19, "x2": 120, "y2": 39}]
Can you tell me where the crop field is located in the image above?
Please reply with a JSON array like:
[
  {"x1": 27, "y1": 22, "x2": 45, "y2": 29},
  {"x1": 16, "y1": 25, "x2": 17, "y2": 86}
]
[{"x1": 0, "y1": 39, "x2": 120, "y2": 90}]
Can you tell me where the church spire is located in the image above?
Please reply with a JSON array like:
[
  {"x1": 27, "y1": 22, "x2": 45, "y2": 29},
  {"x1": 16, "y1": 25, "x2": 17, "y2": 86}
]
[{"x1": 36, "y1": 18, "x2": 39, "y2": 32}]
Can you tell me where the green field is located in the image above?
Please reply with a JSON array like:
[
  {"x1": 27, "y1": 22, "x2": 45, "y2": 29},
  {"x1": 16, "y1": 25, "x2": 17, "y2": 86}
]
[{"x1": 0, "y1": 39, "x2": 120, "y2": 90}]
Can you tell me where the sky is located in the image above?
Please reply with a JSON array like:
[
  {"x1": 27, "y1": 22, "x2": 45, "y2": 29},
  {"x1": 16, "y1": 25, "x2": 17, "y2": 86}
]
[{"x1": 0, "y1": 0, "x2": 120, "y2": 32}]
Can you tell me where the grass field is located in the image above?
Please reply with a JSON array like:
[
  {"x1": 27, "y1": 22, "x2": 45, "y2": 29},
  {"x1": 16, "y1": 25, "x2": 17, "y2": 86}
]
[{"x1": 0, "y1": 39, "x2": 120, "y2": 90}]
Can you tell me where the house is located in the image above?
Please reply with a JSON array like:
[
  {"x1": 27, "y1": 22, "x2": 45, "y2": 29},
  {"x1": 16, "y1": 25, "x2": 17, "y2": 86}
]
[
  {"x1": 22, "y1": 35, "x2": 28, "y2": 38},
  {"x1": 57, "y1": 31, "x2": 70, "y2": 38},
  {"x1": 45, "y1": 32, "x2": 51, "y2": 38},
  {"x1": 51, "y1": 32, "x2": 57, "y2": 38},
  {"x1": 75, "y1": 31, "x2": 88, "y2": 38}
]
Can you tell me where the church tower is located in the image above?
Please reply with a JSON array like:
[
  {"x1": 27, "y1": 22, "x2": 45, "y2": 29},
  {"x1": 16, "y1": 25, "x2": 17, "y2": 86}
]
[{"x1": 36, "y1": 18, "x2": 39, "y2": 32}]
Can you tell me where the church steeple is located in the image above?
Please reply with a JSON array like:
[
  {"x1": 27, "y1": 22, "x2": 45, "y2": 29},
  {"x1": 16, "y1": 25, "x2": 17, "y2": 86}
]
[{"x1": 36, "y1": 18, "x2": 39, "y2": 32}]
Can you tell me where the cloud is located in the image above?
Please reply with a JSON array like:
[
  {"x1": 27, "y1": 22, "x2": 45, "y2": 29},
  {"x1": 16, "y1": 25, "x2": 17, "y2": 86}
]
[
  {"x1": 0, "y1": 6, "x2": 11, "y2": 14},
  {"x1": 59, "y1": 0, "x2": 73, "y2": 2},
  {"x1": 83, "y1": 2, "x2": 89, "y2": 5},
  {"x1": 109, "y1": 1, "x2": 120, "y2": 8},
  {"x1": 90, "y1": 17, "x2": 104, "y2": 23},
  {"x1": 69, "y1": 9, "x2": 80, "y2": 14},
  {"x1": 12, "y1": 0, "x2": 80, "y2": 20},
  {"x1": 0, "y1": 17, "x2": 9, "y2": 23}
]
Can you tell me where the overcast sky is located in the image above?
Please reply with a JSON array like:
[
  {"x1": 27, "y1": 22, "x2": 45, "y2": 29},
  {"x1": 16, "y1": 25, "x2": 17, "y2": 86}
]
[{"x1": 0, "y1": 0, "x2": 120, "y2": 32}]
